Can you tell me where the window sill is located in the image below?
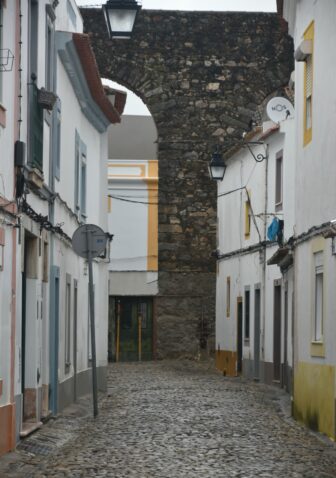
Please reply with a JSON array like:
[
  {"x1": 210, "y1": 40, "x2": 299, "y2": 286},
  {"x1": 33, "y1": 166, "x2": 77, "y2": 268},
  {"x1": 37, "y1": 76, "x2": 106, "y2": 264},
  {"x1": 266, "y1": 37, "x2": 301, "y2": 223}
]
[
  {"x1": 0, "y1": 104, "x2": 7, "y2": 128},
  {"x1": 275, "y1": 202, "x2": 283, "y2": 212}
]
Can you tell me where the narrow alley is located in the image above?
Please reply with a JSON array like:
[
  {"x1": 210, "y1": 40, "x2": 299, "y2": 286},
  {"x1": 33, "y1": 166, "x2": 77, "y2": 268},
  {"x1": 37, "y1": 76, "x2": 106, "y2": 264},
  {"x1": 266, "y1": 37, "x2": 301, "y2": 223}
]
[{"x1": 1, "y1": 361, "x2": 335, "y2": 478}]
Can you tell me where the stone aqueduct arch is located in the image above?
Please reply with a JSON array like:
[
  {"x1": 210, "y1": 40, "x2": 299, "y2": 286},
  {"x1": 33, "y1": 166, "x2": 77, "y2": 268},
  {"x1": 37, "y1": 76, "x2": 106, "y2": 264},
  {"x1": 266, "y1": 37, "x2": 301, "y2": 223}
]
[{"x1": 81, "y1": 8, "x2": 293, "y2": 358}]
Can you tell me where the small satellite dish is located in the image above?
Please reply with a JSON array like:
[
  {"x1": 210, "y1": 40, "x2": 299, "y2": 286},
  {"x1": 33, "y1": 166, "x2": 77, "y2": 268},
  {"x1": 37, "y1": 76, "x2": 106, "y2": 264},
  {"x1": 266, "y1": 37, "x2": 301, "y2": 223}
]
[{"x1": 266, "y1": 97, "x2": 294, "y2": 123}]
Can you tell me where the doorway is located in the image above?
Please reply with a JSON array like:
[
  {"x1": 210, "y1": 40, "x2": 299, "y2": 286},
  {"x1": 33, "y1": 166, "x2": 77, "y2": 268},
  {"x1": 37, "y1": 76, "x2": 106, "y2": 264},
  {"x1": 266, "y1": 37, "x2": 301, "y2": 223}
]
[
  {"x1": 73, "y1": 279, "x2": 78, "y2": 402},
  {"x1": 237, "y1": 297, "x2": 243, "y2": 374},
  {"x1": 21, "y1": 232, "x2": 39, "y2": 422},
  {"x1": 282, "y1": 282, "x2": 289, "y2": 391},
  {"x1": 109, "y1": 297, "x2": 154, "y2": 362},
  {"x1": 273, "y1": 282, "x2": 282, "y2": 382},
  {"x1": 254, "y1": 287, "x2": 261, "y2": 380}
]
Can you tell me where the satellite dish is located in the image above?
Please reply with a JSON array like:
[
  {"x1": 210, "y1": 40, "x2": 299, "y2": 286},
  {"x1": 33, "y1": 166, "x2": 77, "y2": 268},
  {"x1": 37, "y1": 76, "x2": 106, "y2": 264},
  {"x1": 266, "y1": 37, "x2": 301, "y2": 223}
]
[
  {"x1": 266, "y1": 97, "x2": 294, "y2": 123},
  {"x1": 72, "y1": 224, "x2": 107, "y2": 259}
]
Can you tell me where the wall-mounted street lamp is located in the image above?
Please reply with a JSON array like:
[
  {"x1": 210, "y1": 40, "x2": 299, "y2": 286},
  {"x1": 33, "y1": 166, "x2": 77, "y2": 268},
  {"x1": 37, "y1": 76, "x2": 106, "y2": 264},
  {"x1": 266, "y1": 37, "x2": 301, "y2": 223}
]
[
  {"x1": 103, "y1": 0, "x2": 142, "y2": 39},
  {"x1": 244, "y1": 141, "x2": 267, "y2": 163},
  {"x1": 208, "y1": 149, "x2": 227, "y2": 181}
]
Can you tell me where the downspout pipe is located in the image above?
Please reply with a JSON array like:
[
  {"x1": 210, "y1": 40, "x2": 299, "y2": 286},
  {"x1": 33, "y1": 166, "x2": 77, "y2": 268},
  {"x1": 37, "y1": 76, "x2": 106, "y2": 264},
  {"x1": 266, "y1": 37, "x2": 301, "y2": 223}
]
[
  {"x1": 261, "y1": 145, "x2": 269, "y2": 364},
  {"x1": 48, "y1": 12, "x2": 58, "y2": 415}
]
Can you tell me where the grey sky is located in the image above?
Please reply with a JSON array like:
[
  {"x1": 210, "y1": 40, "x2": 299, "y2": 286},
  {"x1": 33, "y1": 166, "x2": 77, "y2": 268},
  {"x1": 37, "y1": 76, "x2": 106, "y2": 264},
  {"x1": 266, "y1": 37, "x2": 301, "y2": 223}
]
[
  {"x1": 76, "y1": 0, "x2": 276, "y2": 12},
  {"x1": 77, "y1": 0, "x2": 277, "y2": 114}
]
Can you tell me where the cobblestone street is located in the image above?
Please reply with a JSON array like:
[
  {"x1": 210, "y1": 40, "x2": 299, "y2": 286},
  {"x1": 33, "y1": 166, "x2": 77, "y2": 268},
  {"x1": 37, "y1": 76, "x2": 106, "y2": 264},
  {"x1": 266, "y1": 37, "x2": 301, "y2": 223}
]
[{"x1": 1, "y1": 361, "x2": 336, "y2": 477}]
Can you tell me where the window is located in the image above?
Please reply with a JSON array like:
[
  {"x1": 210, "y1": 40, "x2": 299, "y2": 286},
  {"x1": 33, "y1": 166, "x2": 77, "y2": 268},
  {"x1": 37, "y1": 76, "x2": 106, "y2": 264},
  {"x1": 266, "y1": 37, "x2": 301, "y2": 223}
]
[
  {"x1": 226, "y1": 276, "x2": 231, "y2": 318},
  {"x1": 54, "y1": 100, "x2": 61, "y2": 179},
  {"x1": 67, "y1": 0, "x2": 77, "y2": 28},
  {"x1": 80, "y1": 152, "x2": 87, "y2": 218},
  {"x1": 29, "y1": 84, "x2": 44, "y2": 171},
  {"x1": 303, "y1": 21, "x2": 314, "y2": 146},
  {"x1": 45, "y1": 16, "x2": 54, "y2": 91},
  {"x1": 244, "y1": 288, "x2": 250, "y2": 340},
  {"x1": 43, "y1": 241, "x2": 49, "y2": 282},
  {"x1": 29, "y1": 0, "x2": 38, "y2": 80},
  {"x1": 28, "y1": 1, "x2": 43, "y2": 171},
  {"x1": 74, "y1": 131, "x2": 87, "y2": 221},
  {"x1": 313, "y1": 252, "x2": 323, "y2": 342},
  {"x1": 245, "y1": 199, "x2": 251, "y2": 238},
  {"x1": 275, "y1": 151, "x2": 283, "y2": 210},
  {"x1": 65, "y1": 274, "x2": 71, "y2": 373}
]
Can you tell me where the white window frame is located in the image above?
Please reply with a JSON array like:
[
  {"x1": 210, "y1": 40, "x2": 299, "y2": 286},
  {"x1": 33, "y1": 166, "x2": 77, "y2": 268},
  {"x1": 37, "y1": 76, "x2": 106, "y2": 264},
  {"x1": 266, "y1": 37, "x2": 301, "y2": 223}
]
[
  {"x1": 275, "y1": 150, "x2": 283, "y2": 211},
  {"x1": 313, "y1": 252, "x2": 323, "y2": 343}
]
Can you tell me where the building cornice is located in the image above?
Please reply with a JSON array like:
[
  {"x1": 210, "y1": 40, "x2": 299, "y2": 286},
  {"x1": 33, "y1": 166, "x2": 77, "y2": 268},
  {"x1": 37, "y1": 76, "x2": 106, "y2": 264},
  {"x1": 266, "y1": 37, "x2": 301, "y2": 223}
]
[{"x1": 56, "y1": 31, "x2": 120, "y2": 133}]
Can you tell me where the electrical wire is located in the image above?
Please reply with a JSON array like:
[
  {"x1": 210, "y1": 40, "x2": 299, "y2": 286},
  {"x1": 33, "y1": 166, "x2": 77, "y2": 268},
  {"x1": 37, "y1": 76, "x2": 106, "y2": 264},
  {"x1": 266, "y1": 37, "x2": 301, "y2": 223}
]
[{"x1": 109, "y1": 194, "x2": 158, "y2": 205}]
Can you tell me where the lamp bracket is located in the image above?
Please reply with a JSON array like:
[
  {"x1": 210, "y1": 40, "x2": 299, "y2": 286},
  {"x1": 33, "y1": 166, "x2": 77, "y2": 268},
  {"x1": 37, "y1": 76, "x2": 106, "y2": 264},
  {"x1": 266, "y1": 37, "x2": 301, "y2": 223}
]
[{"x1": 243, "y1": 141, "x2": 267, "y2": 163}]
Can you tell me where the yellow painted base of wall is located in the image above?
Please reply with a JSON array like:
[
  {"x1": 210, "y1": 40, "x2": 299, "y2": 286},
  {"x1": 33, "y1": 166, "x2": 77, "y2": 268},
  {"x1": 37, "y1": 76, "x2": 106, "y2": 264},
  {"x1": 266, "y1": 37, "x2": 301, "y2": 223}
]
[
  {"x1": 293, "y1": 362, "x2": 335, "y2": 440},
  {"x1": 216, "y1": 349, "x2": 237, "y2": 377}
]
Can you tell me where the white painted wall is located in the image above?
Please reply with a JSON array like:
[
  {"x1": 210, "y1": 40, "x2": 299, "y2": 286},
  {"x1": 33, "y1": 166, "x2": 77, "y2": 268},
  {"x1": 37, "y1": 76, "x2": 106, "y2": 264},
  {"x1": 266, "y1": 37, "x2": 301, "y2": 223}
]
[
  {"x1": 54, "y1": 7, "x2": 109, "y2": 386},
  {"x1": 289, "y1": 0, "x2": 336, "y2": 233},
  {"x1": 0, "y1": 0, "x2": 17, "y2": 410},
  {"x1": 108, "y1": 162, "x2": 149, "y2": 271},
  {"x1": 56, "y1": 0, "x2": 83, "y2": 33},
  {"x1": 216, "y1": 123, "x2": 294, "y2": 374},
  {"x1": 283, "y1": 0, "x2": 336, "y2": 370}
]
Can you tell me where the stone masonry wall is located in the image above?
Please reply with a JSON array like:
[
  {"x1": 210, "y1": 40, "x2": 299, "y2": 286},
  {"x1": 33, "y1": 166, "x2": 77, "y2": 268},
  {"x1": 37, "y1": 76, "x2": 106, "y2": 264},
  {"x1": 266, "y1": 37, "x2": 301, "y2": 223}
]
[{"x1": 82, "y1": 9, "x2": 293, "y2": 358}]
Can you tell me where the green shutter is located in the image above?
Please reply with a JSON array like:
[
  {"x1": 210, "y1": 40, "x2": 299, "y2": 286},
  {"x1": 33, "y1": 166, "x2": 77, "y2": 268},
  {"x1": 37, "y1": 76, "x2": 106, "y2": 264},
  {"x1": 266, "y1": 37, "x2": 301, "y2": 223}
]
[{"x1": 29, "y1": 85, "x2": 44, "y2": 172}]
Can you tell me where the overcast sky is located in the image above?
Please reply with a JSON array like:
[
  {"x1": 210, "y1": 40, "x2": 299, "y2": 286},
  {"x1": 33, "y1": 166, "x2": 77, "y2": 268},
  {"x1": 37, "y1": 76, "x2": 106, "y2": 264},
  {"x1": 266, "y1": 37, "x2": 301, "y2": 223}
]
[
  {"x1": 76, "y1": 0, "x2": 276, "y2": 12},
  {"x1": 77, "y1": 0, "x2": 277, "y2": 115}
]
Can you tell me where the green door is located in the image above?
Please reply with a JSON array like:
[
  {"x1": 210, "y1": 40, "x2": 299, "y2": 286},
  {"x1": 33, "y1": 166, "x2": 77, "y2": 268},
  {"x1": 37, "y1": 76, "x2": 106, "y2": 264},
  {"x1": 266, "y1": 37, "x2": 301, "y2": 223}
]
[{"x1": 114, "y1": 297, "x2": 153, "y2": 362}]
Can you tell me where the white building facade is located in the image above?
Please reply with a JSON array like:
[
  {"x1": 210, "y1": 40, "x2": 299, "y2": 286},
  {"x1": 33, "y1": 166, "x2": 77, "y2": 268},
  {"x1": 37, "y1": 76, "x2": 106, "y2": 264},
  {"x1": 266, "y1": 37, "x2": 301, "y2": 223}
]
[
  {"x1": 0, "y1": 0, "x2": 20, "y2": 456},
  {"x1": 0, "y1": 0, "x2": 119, "y2": 455},
  {"x1": 107, "y1": 114, "x2": 158, "y2": 362},
  {"x1": 280, "y1": 0, "x2": 336, "y2": 440},
  {"x1": 215, "y1": 101, "x2": 295, "y2": 393},
  {"x1": 217, "y1": 0, "x2": 336, "y2": 441}
]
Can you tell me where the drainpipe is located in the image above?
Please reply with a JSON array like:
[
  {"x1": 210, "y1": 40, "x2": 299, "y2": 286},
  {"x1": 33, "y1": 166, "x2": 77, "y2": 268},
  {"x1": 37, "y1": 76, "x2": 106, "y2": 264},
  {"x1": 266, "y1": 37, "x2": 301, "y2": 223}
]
[
  {"x1": 9, "y1": 0, "x2": 22, "y2": 448},
  {"x1": 261, "y1": 145, "x2": 269, "y2": 365},
  {"x1": 48, "y1": 17, "x2": 58, "y2": 415}
]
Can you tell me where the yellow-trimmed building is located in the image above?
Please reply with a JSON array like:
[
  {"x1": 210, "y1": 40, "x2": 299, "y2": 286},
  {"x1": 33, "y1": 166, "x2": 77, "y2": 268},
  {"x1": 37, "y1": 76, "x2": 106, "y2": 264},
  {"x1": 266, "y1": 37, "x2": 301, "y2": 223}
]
[
  {"x1": 107, "y1": 114, "x2": 158, "y2": 362},
  {"x1": 280, "y1": 0, "x2": 336, "y2": 441}
]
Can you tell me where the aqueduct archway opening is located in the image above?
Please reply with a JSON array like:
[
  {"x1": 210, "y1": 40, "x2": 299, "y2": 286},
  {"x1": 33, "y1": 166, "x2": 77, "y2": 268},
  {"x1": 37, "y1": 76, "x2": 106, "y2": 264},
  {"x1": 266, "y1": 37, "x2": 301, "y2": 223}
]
[{"x1": 81, "y1": 7, "x2": 293, "y2": 358}]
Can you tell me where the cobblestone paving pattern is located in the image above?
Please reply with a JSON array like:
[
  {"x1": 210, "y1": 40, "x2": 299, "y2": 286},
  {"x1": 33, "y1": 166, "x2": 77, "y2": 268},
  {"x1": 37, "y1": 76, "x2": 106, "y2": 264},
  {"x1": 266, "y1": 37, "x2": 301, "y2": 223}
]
[{"x1": 1, "y1": 360, "x2": 336, "y2": 477}]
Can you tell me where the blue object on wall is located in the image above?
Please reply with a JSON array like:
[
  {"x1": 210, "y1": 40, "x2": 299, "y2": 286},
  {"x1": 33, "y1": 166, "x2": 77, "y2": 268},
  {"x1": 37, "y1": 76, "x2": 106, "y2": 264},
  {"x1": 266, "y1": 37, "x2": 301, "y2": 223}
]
[{"x1": 267, "y1": 217, "x2": 280, "y2": 241}]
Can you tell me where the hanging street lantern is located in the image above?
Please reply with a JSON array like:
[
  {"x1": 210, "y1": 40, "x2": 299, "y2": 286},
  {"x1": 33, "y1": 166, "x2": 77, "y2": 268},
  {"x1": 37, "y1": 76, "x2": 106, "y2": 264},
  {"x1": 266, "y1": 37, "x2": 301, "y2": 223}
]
[
  {"x1": 103, "y1": 0, "x2": 142, "y2": 39},
  {"x1": 208, "y1": 150, "x2": 226, "y2": 181}
]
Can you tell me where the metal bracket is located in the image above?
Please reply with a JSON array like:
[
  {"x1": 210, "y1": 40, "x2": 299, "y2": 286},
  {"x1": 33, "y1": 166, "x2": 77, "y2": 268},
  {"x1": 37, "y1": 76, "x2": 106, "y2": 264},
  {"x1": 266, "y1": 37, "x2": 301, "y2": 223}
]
[{"x1": 244, "y1": 141, "x2": 268, "y2": 163}]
